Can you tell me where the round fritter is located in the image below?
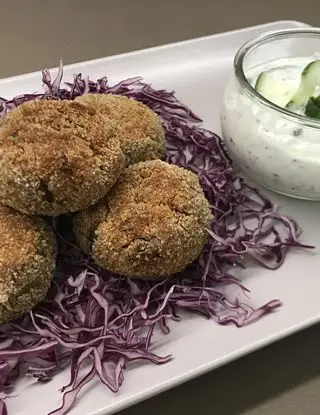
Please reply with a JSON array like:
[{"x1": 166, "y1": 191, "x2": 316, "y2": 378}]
[
  {"x1": 73, "y1": 160, "x2": 213, "y2": 279},
  {"x1": 76, "y1": 94, "x2": 166, "y2": 166},
  {"x1": 0, "y1": 205, "x2": 56, "y2": 323},
  {"x1": 0, "y1": 100, "x2": 125, "y2": 216}
]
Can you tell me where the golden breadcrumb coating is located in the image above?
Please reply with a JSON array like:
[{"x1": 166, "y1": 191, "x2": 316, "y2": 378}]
[
  {"x1": 0, "y1": 205, "x2": 56, "y2": 323},
  {"x1": 0, "y1": 100, "x2": 125, "y2": 216},
  {"x1": 73, "y1": 160, "x2": 213, "y2": 279},
  {"x1": 76, "y1": 94, "x2": 166, "y2": 166},
  {"x1": 73, "y1": 200, "x2": 110, "y2": 255}
]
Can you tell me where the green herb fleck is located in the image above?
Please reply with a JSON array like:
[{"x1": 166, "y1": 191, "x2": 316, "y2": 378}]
[{"x1": 305, "y1": 96, "x2": 320, "y2": 119}]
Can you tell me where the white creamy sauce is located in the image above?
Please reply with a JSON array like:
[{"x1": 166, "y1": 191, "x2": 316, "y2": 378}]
[{"x1": 221, "y1": 56, "x2": 320, "y2": 200}]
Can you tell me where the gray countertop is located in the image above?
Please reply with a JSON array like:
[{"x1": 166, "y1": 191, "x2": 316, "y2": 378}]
[{"x1": 1, "y1": 1, "x2": 319, "y2": 414}]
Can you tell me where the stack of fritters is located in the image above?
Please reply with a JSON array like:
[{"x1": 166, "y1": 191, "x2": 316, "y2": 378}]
[{"x1": 0, "y1": 94, "x2": 212, "y2": 323}]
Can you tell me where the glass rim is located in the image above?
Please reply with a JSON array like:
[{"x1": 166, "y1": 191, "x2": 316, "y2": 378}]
[{"x1": 234, "y1": 27, "x2": 320, "y2": 128}]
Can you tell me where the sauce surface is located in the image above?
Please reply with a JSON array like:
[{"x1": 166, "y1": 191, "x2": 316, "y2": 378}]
[{"x1": 221, "y1": 56, "x2": 320, "y2": 200}]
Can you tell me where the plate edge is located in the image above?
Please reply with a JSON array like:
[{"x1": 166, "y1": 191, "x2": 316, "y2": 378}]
[{"x1": 0, "y1": 20, "x2": 310, "y2": 85}]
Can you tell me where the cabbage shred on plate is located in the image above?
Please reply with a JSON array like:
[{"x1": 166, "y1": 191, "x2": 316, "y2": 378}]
[{"x1": 0, "y1": 62, "x2": 311, "y2": 415}]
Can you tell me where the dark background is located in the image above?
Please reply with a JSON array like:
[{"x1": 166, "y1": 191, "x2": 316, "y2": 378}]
[{"x1": 0, "y1": 0, "x2": 317, "y2": 78}]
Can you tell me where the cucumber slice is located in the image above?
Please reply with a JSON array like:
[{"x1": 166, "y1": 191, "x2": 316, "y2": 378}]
[
  {"x1": 255, "y1": 71, "x2": 296, "y2": 107},
  {"x1": 287, "y1": 59, "x2": 320, "y2": 108}
]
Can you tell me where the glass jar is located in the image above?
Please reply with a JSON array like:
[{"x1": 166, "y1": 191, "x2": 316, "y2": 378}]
[{"x1": 221, "y1": 28, "x2": 320, "y2": 200}]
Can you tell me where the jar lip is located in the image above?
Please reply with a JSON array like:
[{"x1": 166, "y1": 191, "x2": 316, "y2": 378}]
[{"x1": 234, "y1": 28, "x2": 320, "y2": 128}]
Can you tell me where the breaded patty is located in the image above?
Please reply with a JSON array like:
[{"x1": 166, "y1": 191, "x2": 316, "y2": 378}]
[
  {"x1": 76, "y1": 94, "x2": 166, "y2": 166},
  {"x1": 73, "y1": 160, "x2": 213, "y2": 279},
  {"x1": 0, "y1": 100, "x2": 125, "y2": 216},
  {"x1": 0, "y1": 205, "x2": 56, "y2": 323}
]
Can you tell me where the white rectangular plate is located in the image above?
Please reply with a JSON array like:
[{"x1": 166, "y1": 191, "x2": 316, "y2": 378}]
[{"x1": 1, "y1": 20, "x2": 315, "y2": 415}]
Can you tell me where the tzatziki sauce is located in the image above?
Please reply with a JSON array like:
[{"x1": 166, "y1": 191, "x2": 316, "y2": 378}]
[{"x1": 221, "y1": 56, "x2": 320, "y2": 200}]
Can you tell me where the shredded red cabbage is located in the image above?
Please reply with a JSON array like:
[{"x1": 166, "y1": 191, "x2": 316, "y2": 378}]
[{"x1": 0, "y1": 62, "x2": 312, "y2": 415}]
